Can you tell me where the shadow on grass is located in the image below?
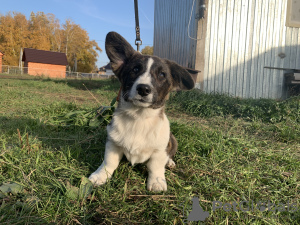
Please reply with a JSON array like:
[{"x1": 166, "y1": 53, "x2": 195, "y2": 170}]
[
  {"x1": 43, "y1": 78, "x2": 120, "y2": 91},
  {"x1": 0, "y1": 74, "x2": 120, "y2": 91},
  {"x1": 0, "y1": 115, "x2": 110, "y2": 224},
  {"x1": 0, "y1": 115, "x2": 109, "y2": 172},
  {"x1": 0, "y1": 115, "x2": 201, "y2": 177},
  {"x1": 0, "y1": 204, "x2": 50, "y2": 225}
]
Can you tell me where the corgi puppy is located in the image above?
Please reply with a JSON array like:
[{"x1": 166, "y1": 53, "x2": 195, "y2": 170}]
[{"x1": 89, "y1": 32, "x2": 195, "y2": 192}]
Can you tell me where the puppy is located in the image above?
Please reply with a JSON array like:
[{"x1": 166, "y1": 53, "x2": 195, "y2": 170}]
[{"x1": 89, "y1": 32, "x2": 195, "y2": 192}]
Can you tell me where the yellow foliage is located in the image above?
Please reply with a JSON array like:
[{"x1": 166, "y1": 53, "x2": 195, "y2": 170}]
[
  {"x1": 141, "y1": 46, "x2": 153, "y2": 55},
  {"x1": 0, "y1": 12, "x2": 102, "y2": 72}
]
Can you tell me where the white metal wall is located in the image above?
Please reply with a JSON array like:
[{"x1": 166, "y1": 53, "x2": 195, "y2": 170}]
[
  {"x1": 153, "y1": 0, "x2": 198, "y2": 69},
  {"x1": 203, "y1": 0, "x2": 300, "y2": 99}
]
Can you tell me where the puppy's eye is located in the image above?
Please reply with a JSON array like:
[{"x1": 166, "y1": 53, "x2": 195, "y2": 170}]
[
  {"x1": 133, "y1": 67, "x2": 139, "y2": 73},
  {"x1": 159, "y1": 72, "x2": 166, "y2": 78}
]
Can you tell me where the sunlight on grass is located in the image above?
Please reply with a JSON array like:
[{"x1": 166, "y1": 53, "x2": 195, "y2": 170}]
[{"x1": 0, "y1": 77, "x2": 299, "y2": 224}]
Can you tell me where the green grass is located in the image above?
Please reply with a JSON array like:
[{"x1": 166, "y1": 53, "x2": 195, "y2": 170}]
[
  {"x1": 168, "y1": 90, "x2": 300, "y2": 143},
  {"x1": 0, "y1": 76, "x2": 299, "y2": 224}
]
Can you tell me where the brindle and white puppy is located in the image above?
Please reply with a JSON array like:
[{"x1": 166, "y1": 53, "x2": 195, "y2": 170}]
[{"x1": 89, "y1": 32, "x2": 195, "y2": 192}]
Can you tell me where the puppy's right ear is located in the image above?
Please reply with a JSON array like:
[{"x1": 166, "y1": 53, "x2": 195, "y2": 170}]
[{"x1": 105, "y1": 32, "x2": 135, "y2": 78}]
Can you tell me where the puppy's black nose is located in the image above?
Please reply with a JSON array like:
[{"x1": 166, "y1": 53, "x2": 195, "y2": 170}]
[{"x1": 136, "y1": 84, "x2": 151, "y2": 96}]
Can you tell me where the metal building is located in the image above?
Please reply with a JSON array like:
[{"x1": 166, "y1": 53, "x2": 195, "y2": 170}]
[{"x1": 153, "y1": 0, "x2": 300, "y2": 99}]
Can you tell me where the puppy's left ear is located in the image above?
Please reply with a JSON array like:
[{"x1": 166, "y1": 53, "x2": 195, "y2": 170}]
[{"x1": 165, "y1": 60, "x2": 196, "y2": 90}]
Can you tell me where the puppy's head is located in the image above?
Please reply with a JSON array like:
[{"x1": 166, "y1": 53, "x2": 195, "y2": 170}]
[{"x1": 105, "y1": 32, "x2": 195, "y2": 109}]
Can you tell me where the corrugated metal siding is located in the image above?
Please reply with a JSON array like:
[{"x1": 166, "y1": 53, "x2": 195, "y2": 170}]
[
  {"x1": 203, "y1": 0, "x2": 300, "y2": 99},
  {"x1": 153, "y1": 0, "x2": 198, "y2": 69}
]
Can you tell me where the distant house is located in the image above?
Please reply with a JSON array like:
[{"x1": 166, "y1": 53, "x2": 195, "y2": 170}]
[
  {"x1": 98, "y1": 66, "x2": 106, "y2": 75},
  {"x1": 99, "y1": 63, "x2": 114, "y2": 76},
  {"x1": 22, "y1": 48, "x2": 68, "y2": 78},
  {"x1": 0, "y1": 51, "x2": 3, "y2": 73}
]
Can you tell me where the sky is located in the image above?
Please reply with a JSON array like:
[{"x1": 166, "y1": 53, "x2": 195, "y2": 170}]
[{"x1": 0, "y1": 0, "x2": 155, "y2": 68}]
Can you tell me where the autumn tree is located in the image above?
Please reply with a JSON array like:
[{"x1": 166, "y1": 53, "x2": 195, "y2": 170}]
[
  {"x1": 47, "y1": 13, "x2": 62, "y2": 52},
  {"x1": 0, "y1": 12, "x2": 29, "y2": 65},
  {"x1": 29, "y1": 12, "x2": 51, "y2": 50},
  {"x1": 141, "y1": 46, "x2": 153, "y2": 55},
  {"x1": 0, "y1": 12, "x2": 102, "y2": 72},
  {"x1": 60, "y1": 19, "x2": 102, "y2": 72}
]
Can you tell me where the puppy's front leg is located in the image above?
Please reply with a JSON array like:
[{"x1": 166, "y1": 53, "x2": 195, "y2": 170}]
[
  {"x1": 147, "y1": 151, "x2": 169, "y2": 192},
  {"x1": 89, "y1": 141, "x2": 123, "y2": 186}
]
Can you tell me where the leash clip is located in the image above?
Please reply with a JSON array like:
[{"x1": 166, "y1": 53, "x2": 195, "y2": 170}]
[{"x1": 135, "y1": 39, "x2": 142, "y2": 52}]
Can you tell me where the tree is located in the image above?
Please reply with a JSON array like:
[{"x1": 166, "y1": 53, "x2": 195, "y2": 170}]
[
  {"x1": 47, "y1": 13, "x2": 62, "y2": 52},
  {"x1": 0, "y1": 12, "x2": 102, "y2": 72},
  {"x1": 28, "y1": 12, "x2": 51, "y2": 50},
  {"x1": 141, "y1": 46, "x2": 153, "y2": 55},
  {"x1": 61, "y1": 19, "x2": 102, "y2": 72},
  {"x1": 0, "y1": 12, "x2": 29, "y2": 65}
]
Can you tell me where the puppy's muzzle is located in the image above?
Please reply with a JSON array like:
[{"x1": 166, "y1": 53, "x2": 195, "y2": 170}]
[{"x1": 136, "y1": 84, "x2": 151, "y2": 97}]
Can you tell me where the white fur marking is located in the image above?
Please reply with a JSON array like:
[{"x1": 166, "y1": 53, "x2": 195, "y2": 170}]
[
  {"x1": 129, "y1": 58, "x2": 154, "y2": 106},
  {"x1": 147, "y1": 150, "x2": 169, "y2": 191},
  {"x1": 136, "y1": 57, "x2": 154, "y2": 87},
  {"x1": 167, "y1": 158, "x2": 176, "y2": 169},
  {"x1": 89, "y1": 141, "x2": 123, "y2": 185},
  {"x1": 107, "y1": 107, "x2": 170, "y2": 163}
]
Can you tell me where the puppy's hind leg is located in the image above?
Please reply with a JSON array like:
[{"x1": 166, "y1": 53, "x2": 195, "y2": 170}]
[
  {"x1": 166, "y1": 133, "x2": 178, "y2": 169},
  {"x1": 167, "y1": 158, "x2": 176, "y2": 169},
  {"x1": 89, "y1": 141, "x2": 123, "y2": 186}
]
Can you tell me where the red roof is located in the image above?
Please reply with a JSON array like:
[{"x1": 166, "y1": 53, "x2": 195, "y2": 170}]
[{"x1": 22, "y1": 48, "x2": 68, "y2": 65}]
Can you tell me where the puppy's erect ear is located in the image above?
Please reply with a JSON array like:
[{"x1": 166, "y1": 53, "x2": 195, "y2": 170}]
[
  {"x1": 105, "y1": 32, "x2": 135, "y2": 78},
  {"x1": 165, "y1": 60, "x2": 196, "y2": 90}
]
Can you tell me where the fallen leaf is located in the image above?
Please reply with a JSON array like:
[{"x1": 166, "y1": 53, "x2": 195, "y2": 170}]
[
  {"x1": 65, "y1": 177, "x2": 93, "y2": 201},
  {"x1": 0, "y1": 182, "x2": 24, "y2": 195}
]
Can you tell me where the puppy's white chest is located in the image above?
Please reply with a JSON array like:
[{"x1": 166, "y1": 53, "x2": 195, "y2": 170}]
[
  {"x1": 123, "y1": 148, "x2": 152, "y2": 165},
  {"x1": 107, "y1": 110, "x2": 170, "y2": 164}
]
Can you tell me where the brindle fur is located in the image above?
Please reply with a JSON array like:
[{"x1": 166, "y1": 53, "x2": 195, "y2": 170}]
[{"x1": 166, "y1": 133, "x2": 178, "y2": 159}]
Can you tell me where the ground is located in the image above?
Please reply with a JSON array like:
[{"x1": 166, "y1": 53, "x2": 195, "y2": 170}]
[{"x1": 0, "y1": 75, "x2": 299, "y2": 224}]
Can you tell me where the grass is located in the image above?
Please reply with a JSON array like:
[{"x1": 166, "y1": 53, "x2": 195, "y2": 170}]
[{"x1": 0, "y1": 75, "x2": 299, "y2": 224}]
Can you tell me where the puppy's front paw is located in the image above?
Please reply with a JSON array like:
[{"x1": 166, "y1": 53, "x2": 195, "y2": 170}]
[
  {"x1": 147, "y1": 177, "x2": 167, "y2": 192},
  {"x1": 88, "y1": 172, "x2": 108, "y2": 186}
]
